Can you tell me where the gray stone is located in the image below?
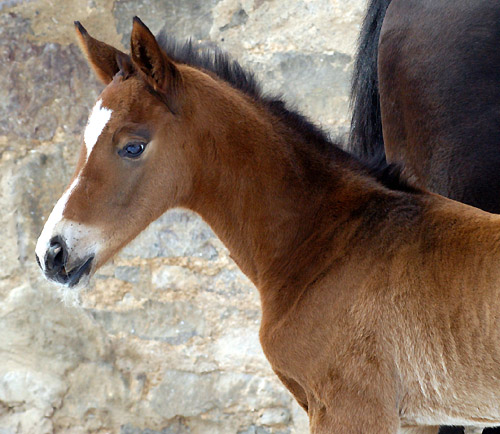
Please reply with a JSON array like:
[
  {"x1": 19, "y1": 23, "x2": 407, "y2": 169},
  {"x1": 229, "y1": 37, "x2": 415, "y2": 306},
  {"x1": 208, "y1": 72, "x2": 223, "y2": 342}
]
[
  {"x1": 114, "y1": 266, "x2": 141, "y2": 284},
  {"x1": 150, "y1": 370, "x2": 290, "y2": 420},
  {"x1": 121, "y1": 419, "x2": 190, "y2": 434},
  {"x1": 120, "y1": 210, "x2": 220, "y2": 260},
  {"x1": 219, "y1": 8, "x2": 249, "y2": 32},
  {"x1": 258, "y1": 407, "x2": 291, "y2": 426},
  {"x1": 252, "y1": 51, "x2": 352, "y2": 138},
  {"x1": 90, "y1": 300, "x2": 207, "y2": 344},
  {"x1": 0, "y1": 0, "x2": 33, "y2": 12},
  {"x1": 113, "y1": 0, "x2": 221, "y2": 46},
  {"x1": 238, "y1": 426, "x2": 273, "y2": 434},
  {"x1": 0, "y1": 13, "x2": 100, "y2": 141}
]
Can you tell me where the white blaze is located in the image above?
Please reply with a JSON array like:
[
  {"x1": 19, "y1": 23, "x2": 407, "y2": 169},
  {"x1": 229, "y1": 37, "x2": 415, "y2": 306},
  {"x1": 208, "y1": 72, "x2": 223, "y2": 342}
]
[
  {"x1": 35, "y1": 98, "x2": 113, "y2": 276},
  {"x1": 35, "y1": 177, "x2": 80, "y2": 270},
  {"x1": 84, "y1": 99, "x2": 112, "y2": 160}
]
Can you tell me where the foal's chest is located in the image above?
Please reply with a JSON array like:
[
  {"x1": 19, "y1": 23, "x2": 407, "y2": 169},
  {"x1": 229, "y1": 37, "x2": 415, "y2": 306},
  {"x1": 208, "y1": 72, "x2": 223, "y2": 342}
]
[
  {"x1": 259, "y1": 292, "x2": 346, "y2": 380},
  {"x1": 259, "y1": 280, "x2": 393, "y2": 406}
]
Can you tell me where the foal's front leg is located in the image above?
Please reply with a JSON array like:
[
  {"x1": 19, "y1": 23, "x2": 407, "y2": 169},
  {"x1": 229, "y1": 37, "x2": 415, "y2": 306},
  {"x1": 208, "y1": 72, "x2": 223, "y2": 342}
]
[
  {"x1": 307, "y1": 397, "x2": 400, "y2": 433},
  {"x1": 398, "y1": 426, "x2": 440, "y2": 434}
]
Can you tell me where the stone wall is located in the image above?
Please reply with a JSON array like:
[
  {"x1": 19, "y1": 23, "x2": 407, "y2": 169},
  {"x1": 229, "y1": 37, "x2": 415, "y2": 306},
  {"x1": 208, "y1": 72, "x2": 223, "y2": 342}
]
[{"x1": 0, "y1": 0, "x2": 365, "y2": 432}]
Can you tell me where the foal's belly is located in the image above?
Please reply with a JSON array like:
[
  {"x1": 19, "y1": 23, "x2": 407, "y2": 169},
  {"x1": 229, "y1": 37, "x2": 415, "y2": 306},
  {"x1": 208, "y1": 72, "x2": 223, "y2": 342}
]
[
  {"x1": 400, "y1": 398, "x2": 500, "y2": 430},
  {"x1": 397, "y1": 342, "x2": 500, "y2": 428}
]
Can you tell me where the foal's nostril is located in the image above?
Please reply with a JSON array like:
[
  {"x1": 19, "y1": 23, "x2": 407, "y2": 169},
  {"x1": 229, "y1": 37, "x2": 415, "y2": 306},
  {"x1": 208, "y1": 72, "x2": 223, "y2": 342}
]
[{"x1": 45, "y1": 240, "x2": 67, "y2": 274}]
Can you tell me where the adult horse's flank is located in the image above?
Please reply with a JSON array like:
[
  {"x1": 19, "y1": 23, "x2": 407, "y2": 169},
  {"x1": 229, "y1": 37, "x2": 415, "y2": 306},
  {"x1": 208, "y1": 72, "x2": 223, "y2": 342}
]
[
  {"x1": 36, "y1": 19, "x2": 500, "y2": 433},
  {"x1": 350, "y1": 0, "x2": 500, "y2": 214},
  {"x1": 350, "y1": 1, "x2": 500, "y2": 433}
]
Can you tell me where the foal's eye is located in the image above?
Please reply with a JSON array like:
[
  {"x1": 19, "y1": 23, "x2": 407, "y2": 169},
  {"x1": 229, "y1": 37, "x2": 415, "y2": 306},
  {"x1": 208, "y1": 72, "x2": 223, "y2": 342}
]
[{"x1": 119, "y1": 142, "x2": 146, "y2": 159}]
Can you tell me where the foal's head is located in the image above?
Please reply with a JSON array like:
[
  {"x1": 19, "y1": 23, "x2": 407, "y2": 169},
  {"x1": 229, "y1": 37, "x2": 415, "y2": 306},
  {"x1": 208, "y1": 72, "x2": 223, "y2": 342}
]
[{"x1": 36, "y1": 18, "x2": 216, "y2": 288}]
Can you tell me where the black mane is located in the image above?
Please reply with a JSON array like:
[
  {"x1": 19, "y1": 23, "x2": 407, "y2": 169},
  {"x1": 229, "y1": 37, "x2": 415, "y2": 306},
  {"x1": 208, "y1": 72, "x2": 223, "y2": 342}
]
[{"x1": 156, "y1": 32, "x2": 419, "y2": 194}]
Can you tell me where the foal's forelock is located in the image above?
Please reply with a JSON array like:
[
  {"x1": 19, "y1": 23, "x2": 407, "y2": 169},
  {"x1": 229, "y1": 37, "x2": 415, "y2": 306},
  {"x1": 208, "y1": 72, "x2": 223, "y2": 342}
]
[{"x1": 35, "y1": 98, "x2": 114, "y2": 288}]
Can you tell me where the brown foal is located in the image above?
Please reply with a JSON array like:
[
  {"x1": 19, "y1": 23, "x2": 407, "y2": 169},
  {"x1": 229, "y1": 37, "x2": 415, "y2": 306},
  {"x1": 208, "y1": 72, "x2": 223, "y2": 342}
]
[{"x1": 35, "y1": 18, "x2": 500, "y2": 433}]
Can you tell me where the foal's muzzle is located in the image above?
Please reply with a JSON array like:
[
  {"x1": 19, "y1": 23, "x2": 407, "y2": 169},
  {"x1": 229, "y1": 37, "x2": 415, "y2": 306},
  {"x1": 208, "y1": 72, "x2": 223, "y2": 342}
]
[{"x1": 36, "y1": 237, "x2": 94, "y2": 287}]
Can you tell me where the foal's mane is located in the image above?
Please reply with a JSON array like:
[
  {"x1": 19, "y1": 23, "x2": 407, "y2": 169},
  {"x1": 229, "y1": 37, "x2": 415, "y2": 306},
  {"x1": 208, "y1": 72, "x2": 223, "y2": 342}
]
[{"x1": 156, "y1": 33, "x2": 419, "y2": 194}]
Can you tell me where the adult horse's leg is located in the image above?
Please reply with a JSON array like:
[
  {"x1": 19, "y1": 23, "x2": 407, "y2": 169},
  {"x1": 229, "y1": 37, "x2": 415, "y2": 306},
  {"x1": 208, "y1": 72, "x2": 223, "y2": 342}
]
[{"x1": 439, "y1": 428, "x2": 464, "y2": 434}]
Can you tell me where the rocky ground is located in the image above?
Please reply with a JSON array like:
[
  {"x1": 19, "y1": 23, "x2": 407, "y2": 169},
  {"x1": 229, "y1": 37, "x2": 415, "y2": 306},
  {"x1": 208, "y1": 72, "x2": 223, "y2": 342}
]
[{"x1": 0, "y1": 0, "x2": 364, "y2": 432}]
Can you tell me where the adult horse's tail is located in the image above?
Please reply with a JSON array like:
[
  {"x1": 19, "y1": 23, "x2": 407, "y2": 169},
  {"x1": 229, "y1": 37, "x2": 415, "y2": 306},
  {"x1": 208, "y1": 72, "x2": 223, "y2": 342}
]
[{"x1": 349, "y1": 0, "x2": 392, "y2": 162}]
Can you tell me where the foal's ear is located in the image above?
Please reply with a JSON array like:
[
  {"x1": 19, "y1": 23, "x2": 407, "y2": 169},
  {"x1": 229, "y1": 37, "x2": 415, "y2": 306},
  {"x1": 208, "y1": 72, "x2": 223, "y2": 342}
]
[
  {"x1": 75, "y1": 21, "x2": 132, "y2": 84},
  {"x1": 130, "y1": 17, "x2": 182, "y2": 95}
]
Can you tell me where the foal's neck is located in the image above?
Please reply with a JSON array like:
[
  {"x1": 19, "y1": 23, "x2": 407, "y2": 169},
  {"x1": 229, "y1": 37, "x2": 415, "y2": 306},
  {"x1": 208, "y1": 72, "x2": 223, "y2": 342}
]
[{"x1": 183, "y1": 82, "x2": 381, "y2": 317}]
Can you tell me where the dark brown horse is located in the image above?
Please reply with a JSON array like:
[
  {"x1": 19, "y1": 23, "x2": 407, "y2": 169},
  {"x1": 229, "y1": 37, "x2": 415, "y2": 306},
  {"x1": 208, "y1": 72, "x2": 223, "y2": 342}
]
[
  {"x1": 350, "y1": 1, "x2": 500, "y2": 433},
  {"x1": 350, "y1": 0, "x2": 500, "y2": 214},
  {"x1": 36, "y1": 18, "x2": 500, "y2": 433}
]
